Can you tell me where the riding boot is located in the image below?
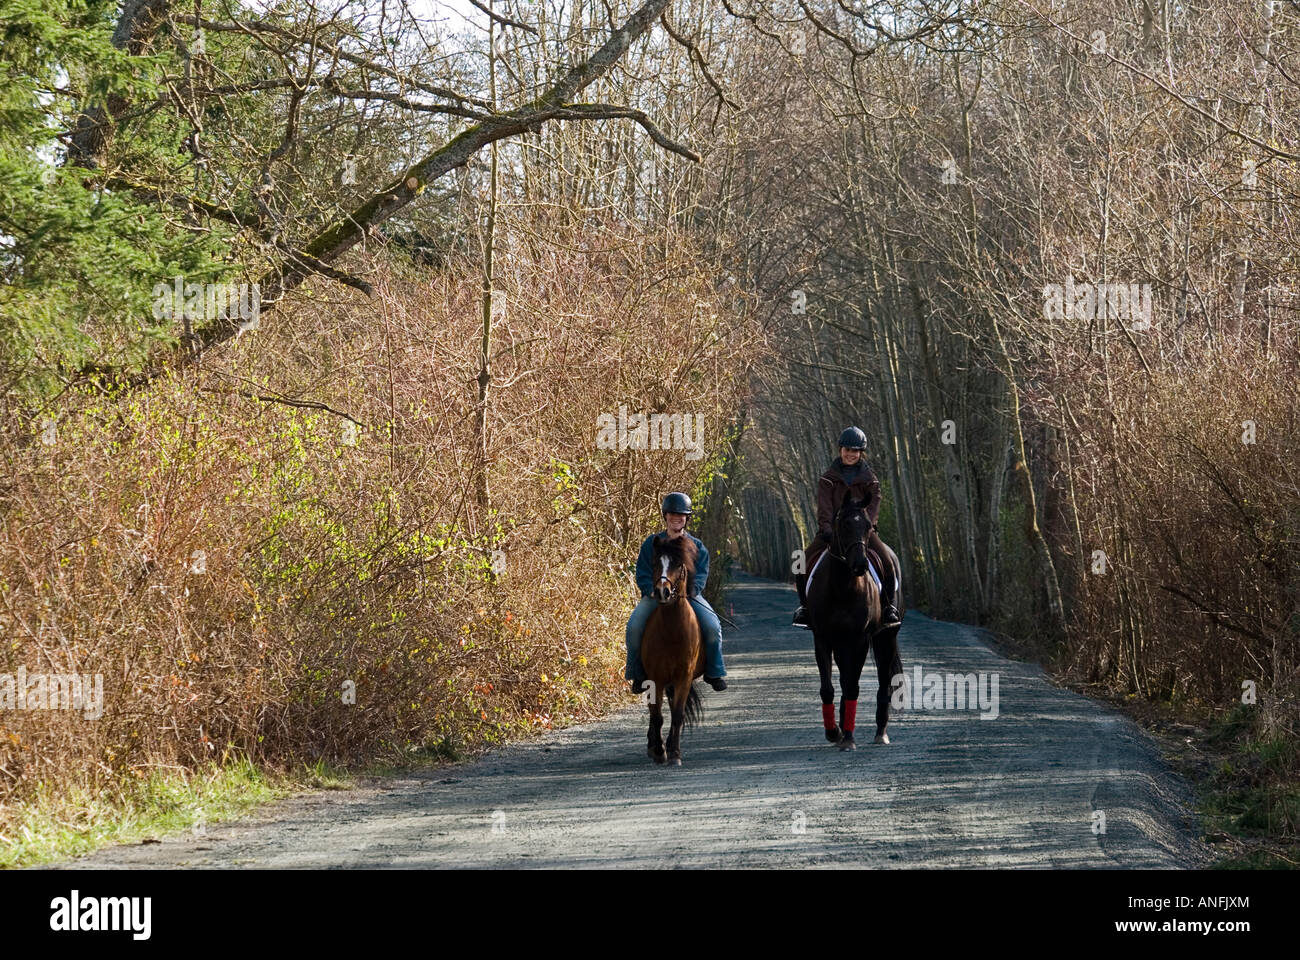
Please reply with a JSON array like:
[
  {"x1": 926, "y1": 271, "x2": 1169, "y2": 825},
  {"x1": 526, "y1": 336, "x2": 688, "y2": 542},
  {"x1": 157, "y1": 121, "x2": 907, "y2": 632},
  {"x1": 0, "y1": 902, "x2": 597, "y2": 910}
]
[
  {"x1": 867, "y1": 532, "x2": 901, "y2": 628},
  {"x1": 792, "y1": 572, "x2": 810, "y2": 628},
  {"x1": 879, "y1": 576, "x2": 902, "y2": 629}
]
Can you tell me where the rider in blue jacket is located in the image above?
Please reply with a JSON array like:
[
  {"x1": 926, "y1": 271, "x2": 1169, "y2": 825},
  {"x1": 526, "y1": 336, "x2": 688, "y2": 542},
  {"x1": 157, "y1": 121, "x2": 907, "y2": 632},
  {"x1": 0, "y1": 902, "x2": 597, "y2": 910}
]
[{"x1": 624, "y1": 492, "x2": 728, "y2": 694}]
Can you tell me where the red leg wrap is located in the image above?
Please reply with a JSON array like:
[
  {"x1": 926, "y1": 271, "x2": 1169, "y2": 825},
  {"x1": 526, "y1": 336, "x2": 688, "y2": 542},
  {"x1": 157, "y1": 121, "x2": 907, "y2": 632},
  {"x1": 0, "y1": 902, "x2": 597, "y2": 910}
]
[
  {"x1": 842, "y1": 699, "x2": 858, "y2": 732},
  {"x1": 822, "y1": 703, "x2": 836, "y2": 729}
]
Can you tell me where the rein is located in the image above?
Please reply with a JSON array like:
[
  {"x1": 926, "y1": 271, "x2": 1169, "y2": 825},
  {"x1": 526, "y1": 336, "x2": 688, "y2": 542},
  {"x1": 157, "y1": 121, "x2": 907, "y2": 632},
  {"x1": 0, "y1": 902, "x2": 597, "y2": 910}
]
[
  {"x1": 828, "y1": 509, "x2": 872, "y2": 569},
  {"x1": 827, "y1": 538, "x2": 864, "y2": 566},
  {"x1": 655, "y1": 572, "x2": 684, "y2": 603}
]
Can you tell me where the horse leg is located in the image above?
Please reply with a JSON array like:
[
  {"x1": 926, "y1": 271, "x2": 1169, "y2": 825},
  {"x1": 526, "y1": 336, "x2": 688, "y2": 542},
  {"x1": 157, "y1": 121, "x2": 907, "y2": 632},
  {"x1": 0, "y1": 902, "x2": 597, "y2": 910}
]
[
  {"x1": 648, "y1": 691, "x2": 666, "y2": 763},
  {"x1": 872, "y1": 628, "x2": 903, "y2": 744},
  {"x1": 835, "y1": 642, "x2": 869, "y2": 752},
  {"x1": 814, "y1": 632, "x2": 839, "y2": 743},
  {"x1": 665, "y1": 682, "x2": 686, "y2": 766}
]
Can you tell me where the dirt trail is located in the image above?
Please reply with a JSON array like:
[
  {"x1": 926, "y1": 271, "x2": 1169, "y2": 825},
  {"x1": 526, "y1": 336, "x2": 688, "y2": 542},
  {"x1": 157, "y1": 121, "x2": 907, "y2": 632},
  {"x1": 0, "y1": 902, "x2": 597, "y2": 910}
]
[{"x1": 59, "y1": 573, "x2": 1210, "y2": 868}]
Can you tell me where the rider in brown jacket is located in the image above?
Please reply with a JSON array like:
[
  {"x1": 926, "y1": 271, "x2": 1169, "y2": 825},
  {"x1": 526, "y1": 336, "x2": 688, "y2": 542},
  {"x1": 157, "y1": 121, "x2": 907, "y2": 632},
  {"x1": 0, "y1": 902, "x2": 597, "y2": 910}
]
[{"x1": 792, "y1": 426, "x2": 902, "y2": 629}]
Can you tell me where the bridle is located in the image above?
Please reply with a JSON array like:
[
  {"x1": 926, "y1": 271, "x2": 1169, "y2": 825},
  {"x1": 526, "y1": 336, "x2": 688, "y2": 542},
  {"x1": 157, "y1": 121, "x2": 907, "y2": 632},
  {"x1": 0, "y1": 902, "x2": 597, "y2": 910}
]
[
  {"x1": 654, "y1": 552, "x2": 687, "y2": 603},
  {"x1": 829, "y1": 504, "x2": 871, "y2": 568},
  {"x1": 656, "y1": 573, "x2": 682, "y2": 602}
]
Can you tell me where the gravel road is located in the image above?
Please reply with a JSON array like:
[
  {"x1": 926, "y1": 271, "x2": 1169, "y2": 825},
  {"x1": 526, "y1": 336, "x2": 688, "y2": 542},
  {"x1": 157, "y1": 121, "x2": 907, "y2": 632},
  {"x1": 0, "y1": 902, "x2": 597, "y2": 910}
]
[{"x1": 59, "y1": 573, "x2": 1211, "y2": 869}]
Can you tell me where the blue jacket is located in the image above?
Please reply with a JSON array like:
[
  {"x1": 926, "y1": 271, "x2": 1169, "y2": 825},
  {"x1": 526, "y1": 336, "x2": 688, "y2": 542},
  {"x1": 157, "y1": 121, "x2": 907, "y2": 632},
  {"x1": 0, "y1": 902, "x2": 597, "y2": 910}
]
[{"x1": 635, "y1": 532, "x2": 709, "y2": 598}]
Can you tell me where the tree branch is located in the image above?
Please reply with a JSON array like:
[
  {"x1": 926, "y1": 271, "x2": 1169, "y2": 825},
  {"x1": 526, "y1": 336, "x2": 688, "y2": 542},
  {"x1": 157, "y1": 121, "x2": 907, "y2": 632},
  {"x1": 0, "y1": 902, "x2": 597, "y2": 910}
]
[
  {"x1": 466, "y1": 0, "x2": 539, "y2": 35},
  {"x1": 79, "y1": 0, "x2": 684, "y2": 391}
]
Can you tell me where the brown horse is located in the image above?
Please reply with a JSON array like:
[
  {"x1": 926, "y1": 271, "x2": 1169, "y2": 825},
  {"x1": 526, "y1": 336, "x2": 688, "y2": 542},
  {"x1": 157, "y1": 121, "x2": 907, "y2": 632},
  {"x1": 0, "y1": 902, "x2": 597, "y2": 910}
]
[{"x1": 640, "y1": 533, "x2": 705, "y2": 766}]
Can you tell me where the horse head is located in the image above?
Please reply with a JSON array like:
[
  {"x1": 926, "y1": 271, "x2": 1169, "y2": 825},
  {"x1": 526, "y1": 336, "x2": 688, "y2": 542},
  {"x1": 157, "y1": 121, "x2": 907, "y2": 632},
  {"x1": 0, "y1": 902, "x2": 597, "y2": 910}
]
[
  {"x1": 833, "y1": 496, "x2": 871, "y2": 578},
  {"x1": 651, "y1": 533, "x2": 697, "y2": 604}
]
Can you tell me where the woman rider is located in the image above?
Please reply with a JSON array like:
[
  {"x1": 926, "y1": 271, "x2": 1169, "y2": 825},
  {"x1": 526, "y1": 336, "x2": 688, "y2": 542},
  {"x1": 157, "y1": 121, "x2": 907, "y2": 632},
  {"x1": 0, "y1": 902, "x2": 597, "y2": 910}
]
[
  {"x1": 624, "y1": 492, "x2": 728, "y2": 694},
  {"x1": 792, "y1": 426, "x2": 902, "y2": 629}
]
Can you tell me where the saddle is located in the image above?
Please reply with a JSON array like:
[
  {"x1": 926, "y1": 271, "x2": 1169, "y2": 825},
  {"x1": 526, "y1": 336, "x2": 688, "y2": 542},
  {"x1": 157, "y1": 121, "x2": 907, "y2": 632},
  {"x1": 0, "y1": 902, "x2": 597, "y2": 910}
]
[{"x1": 807, "y1": 547, "x2": 886, "y2": 596}]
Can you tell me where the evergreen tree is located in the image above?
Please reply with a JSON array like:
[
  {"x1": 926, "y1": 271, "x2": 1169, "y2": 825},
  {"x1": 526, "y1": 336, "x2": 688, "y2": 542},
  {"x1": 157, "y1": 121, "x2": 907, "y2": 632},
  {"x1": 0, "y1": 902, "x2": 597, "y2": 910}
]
[{"x1": 0, "y1": 0, "x2": 230, "y2": 398}]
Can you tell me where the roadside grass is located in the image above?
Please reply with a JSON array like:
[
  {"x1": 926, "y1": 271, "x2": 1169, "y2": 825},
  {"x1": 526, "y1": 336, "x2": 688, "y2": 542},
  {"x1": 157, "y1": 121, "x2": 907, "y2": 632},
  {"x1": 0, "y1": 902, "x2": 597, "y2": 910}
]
[
  {"x1": 1200, "y1": 706, "x2": 1300, "y2": 869},
  {"x1": 0, "y1": 757, "x2": 352, "y2": 869}
]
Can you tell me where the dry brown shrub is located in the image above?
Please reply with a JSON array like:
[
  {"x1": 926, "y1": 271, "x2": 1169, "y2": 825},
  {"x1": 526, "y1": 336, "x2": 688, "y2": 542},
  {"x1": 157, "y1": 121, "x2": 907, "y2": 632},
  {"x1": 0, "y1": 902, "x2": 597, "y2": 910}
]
[
  {"x1": 1053, "y1": 346, "x2": 1300, "y2": 715},
  {"x1": 0, "y1": 217, "x2": 760, "y2": 825}
]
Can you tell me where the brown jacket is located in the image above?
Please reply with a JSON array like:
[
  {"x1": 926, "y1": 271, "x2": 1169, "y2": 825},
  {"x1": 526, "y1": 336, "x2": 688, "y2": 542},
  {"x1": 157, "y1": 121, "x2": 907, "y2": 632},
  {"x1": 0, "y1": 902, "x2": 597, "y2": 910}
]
[{"x1": 816, "y1": 458, "x2": 881, "y2": 535}]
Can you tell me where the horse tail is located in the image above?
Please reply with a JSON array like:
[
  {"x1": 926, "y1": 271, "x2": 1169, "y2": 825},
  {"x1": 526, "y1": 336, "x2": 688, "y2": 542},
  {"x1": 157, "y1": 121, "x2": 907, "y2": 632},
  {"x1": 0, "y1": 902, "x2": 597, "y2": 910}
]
[{"x1": 683, "y1": 683, "x2": 705, "y2": 730}]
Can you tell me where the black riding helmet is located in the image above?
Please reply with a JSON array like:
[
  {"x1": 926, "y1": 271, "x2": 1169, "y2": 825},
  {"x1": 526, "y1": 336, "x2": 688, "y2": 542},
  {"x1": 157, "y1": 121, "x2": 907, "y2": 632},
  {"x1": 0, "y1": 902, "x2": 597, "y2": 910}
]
[
  {"x1": 838, "y1": 426, "x2": 867, "y2": 450},
  {"x1": 661, "y1": 492, "x2": 693, "y2": 515}
]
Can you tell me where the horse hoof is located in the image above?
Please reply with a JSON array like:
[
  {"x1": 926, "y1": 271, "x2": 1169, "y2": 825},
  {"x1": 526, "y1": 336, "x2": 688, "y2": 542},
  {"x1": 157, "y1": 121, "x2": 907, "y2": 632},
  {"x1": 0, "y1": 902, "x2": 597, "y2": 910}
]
[
  {"x1": 824, "y1": 726, "x2": 841, "y2": 743},
  {"x1": 668, "y1": 755, "x2": 682, "y2": 767},
  {"x1": 874, "y1": 732, "x2": 890, "y2": 745},
  {"x1": 653, "y1": 751, "x2": 666, "y2": 764},
  {"x1": 839, "y1": 733, "x2": 856, "y2": 751}
]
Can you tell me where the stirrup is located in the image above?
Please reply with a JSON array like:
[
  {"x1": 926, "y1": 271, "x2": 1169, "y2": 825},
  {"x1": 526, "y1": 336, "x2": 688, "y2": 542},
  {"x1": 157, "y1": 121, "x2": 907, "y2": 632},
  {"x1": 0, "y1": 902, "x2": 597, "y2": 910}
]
[{"x1": 792, "y1": 606, "x2": 811, "y2": 629}]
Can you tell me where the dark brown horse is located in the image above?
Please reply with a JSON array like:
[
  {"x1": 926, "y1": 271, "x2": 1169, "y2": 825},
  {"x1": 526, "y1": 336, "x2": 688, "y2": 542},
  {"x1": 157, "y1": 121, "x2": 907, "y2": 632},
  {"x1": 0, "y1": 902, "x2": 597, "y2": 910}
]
[
  {"x1": 807, "y1": 495, "x2": 904, "y2": 750},
  {"x1": 640, "y1": 533, "x2": 705, "y2": 766}
]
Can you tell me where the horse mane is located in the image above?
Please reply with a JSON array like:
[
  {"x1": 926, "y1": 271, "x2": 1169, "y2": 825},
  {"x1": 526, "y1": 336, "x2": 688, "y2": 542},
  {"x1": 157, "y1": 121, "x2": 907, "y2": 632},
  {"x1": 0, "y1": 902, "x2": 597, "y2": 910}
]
[
  {"x1": 837, "y1": 495, "x2": 867, "y2": 518},
  {"x1": 653, "y1": 533, "x2": 697, "y2": 573}
]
